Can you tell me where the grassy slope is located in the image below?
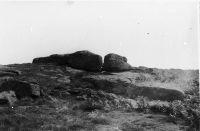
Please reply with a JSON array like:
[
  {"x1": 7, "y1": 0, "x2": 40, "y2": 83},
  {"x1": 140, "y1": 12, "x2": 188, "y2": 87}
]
[{"x1": 0, "y1": 63, "x2": 198, "y2": 131}]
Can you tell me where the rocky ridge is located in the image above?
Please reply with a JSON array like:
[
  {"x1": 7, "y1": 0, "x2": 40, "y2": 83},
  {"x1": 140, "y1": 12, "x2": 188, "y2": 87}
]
[{"x1": 0, "y1": 51, "x2": 198, "y2": 105}]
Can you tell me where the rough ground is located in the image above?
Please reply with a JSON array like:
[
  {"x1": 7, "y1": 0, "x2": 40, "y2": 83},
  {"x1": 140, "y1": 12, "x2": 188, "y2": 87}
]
[{"x1": 0, "y1": 63, "x2": 198, "y2": 131}]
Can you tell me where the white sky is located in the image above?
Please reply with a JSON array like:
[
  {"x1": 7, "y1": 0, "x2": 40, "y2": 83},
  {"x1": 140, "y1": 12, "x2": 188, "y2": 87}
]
[{"x1": 0, "y1": 0, "x2": 199, "y2": 69}]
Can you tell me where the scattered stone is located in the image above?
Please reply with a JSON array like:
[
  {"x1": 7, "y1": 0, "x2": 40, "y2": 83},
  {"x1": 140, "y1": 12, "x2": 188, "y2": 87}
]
[
  {"x1": 30, "y1": 83, "x2": 40, "y2": 97},
  {"x1": 0, "y1": 71, "x2": 20, "y2": 77},
  {"x1": 0, "y1": 91, "x2": 17, "y2": 106},
  {"x1": 96, "y1": 125, "x2": 122, "y2": 131},
  {"x1": 103, "y1": 53, "x2": 133, "y2": 72},
  {"x1": 57, "y1": 76, "x2": 71, "y2": 84},
  {"x1": 0, "y1": 65, "x2": 21, "y2": 77},
  {"x1": 0, "y1": 77, "x2": 14, "y2": 86},
  {"x1": 0, "y1": 80, "x2": 40, "y2": 100}
]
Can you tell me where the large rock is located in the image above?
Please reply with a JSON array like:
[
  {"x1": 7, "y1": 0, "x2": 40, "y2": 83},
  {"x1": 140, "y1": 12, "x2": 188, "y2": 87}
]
[
  {"x1": 103, "y1": 53, "x2": 133, "y2": 72},
  {"x1": 0, "y1": 80, "x2": 40, "y2": 100},
  {"x1": 66, "y1": 50, "x2": 103, "y2": 72},
  {"x1": 32, "y1": 54, "x2": 67, "y2": 65}
]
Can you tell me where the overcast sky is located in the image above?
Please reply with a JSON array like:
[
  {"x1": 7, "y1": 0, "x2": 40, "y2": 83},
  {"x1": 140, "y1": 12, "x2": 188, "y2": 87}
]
[{"x1": 0, "y1": 0, "x2": 199, "y2": 69}]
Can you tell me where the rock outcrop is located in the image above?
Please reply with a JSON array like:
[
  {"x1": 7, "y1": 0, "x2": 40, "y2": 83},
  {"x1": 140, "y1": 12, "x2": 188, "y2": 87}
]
[
  {"x1": 30, "y1": 51, "x2": 197, "y2": 101},
  {"x1": 33, "y1": 51, "x2": 134, "y2": 72},
  {"x1": 71, "y1": 73, "x2": 185, "y2": 102},
  {"x1": 33, "y1": 50, "x2": 103, "y2": 72},
  {"x1": 103, "y1": 53, "x2": 133, "y2": 72}
]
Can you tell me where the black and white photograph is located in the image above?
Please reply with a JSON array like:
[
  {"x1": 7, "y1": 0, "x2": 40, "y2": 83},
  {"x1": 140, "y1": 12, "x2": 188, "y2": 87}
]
[{"x1": 0, "y1": 0, "x2": 199, "y2": 130}]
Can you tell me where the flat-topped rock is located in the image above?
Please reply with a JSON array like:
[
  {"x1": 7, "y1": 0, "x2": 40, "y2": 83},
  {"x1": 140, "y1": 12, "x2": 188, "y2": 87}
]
[{"x1": 74, "y1": 73, "x2": 185, "y2": 102}]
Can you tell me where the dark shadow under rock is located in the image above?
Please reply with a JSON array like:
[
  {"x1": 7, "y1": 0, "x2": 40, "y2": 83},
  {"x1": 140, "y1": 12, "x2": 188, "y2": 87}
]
[{"x1": 0, "y1": 80, "x2": 40, "y2": 99}]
